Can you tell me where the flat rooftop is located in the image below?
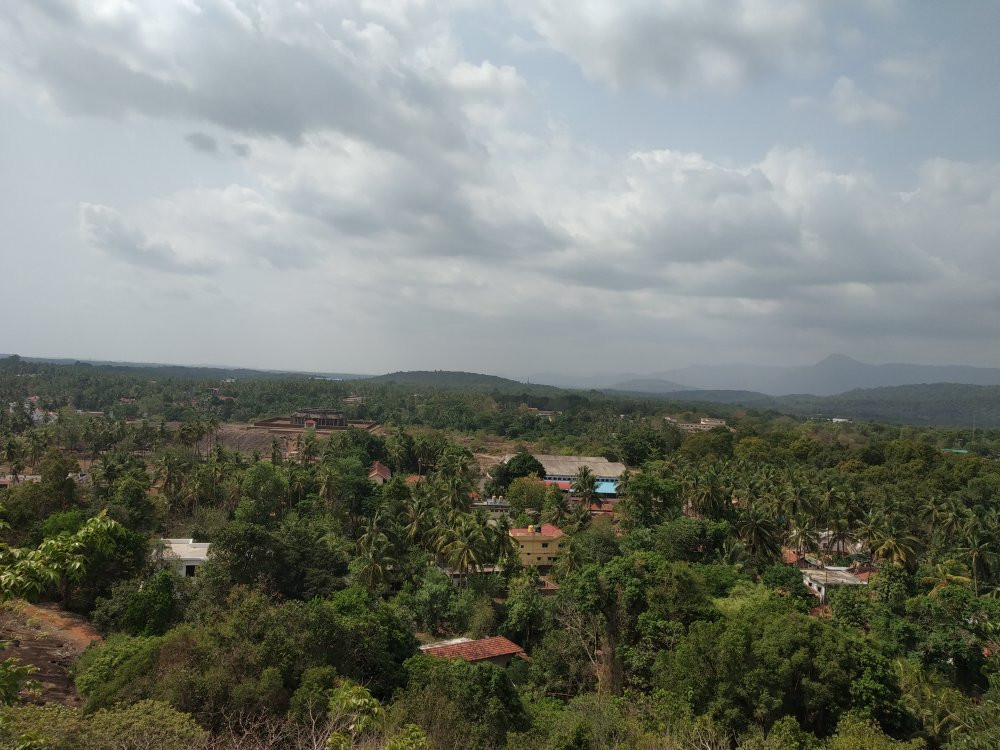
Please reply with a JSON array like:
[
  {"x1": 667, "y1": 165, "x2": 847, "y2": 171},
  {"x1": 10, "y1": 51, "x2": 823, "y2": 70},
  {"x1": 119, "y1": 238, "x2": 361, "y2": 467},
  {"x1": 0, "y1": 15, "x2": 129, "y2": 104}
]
[
  {"x1": 803, "y1": 569, "x2": 866, "y2": 586},
  {"x1": 509, "y1": 523, "x2": 564, "y2": 539},
  {"x1": 158, "y1": 538, "x2": 211, "y2": 562},
  {"x1": 507, "y1": 454, "x2": 627, "y2": 478}
]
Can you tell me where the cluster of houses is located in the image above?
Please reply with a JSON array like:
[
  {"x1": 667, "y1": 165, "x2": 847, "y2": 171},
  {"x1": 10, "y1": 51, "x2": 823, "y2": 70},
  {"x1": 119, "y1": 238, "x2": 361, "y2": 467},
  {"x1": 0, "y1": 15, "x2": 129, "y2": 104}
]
[
  {"x1": 152, "y1": 534, "x2": 536, "y2": 668},
  {"x1": 666, "y1": 416, "x2": 732, "y2": 433},
  {"x1": 7, "y1": 396, "x2": 58, "y2": 425},
  {"x1": 0, "y1": 473, "x2": 42, "y2": 490},
  {"x1": 149, "y1": 446, "x2": 875, "y2": 673}
]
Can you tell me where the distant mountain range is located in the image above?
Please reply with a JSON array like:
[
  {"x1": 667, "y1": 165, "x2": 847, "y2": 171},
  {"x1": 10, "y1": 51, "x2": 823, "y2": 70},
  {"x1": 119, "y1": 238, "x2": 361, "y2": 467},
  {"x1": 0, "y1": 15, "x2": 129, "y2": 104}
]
[
  {"x1": 661, "y1": 383, "x2": 1000, "y2": 428},
  {"x1": 0, "y1": 353, "x2": 366, "y2": 381},
  {"x1": 5, "y1": 352, "x2": 1000, "y2": 426},
  {"x1": 534, "y1": 354, "x2": 1000, "y2": 397},
  {"x1": 367, "y1": 370, "x2": 1000, "y2": 427}
]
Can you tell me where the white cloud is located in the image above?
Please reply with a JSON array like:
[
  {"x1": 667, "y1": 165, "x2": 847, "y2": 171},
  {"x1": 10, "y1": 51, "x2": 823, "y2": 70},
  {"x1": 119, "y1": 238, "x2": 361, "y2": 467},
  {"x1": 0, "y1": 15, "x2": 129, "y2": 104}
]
[
  {"x1": 81, "y1": 122, "x2": 998, "y2": 352},
  {"x1": 828, "y1": 76, "x2": 904, "y2": 126},
  {"x1": 79, "y1": 203, "x2": 217, "y2": 275},
  {"x1": 877, "y1": 55, "x2": 940, "y2": 97},
  {"x1": 2, "y1": 0, "x2": 998, "y2": 371},
  {"x1": 0, "y1": 0, "x2": 481, "y2": 146},
  {"x1": 513, "y1": 0, "x2": 827, "y2": 91}
]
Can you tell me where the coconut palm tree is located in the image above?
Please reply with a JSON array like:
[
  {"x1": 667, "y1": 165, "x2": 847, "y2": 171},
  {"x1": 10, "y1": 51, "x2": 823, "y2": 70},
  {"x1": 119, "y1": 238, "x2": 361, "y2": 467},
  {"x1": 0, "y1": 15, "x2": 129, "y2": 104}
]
[
  {"x1": 438, "y1": 515, "x2": 488, "y2": 582},
  {"x1": 287, "y1": 465, "x2": 314, "y2": 506},
  {"x1": 154, "y1": 449, "x2": 190, "y2": 513},
  {"x1": 958, "y1": 520, "x2": 997, "y2": 596},
  {"x1": 895, "y1": 658, "x2": 972, "y2": 746},
  {"x1": 691, "y1": 469, "x2": 730, "y2": 519},
  {"x1": 352, "y1": 522, "x2": 394, "y2": 594},
  {"x1": 317, "y1": 464, "x2": 339, "y2": 510},
  {"x1": 405, "y1": 496, "x2": 435, "y2": 548},
  {"x1": 920, "y1": 560, "x2": 973, "y2": 596},
  {"x1": 270, "y1": 436, "x2": 284, "y2": 465},
  {"x1": 542, "y1": 488, "x2": 572, "y2": 526},
  {"x1": 781, "y1": 480, "x2": 816, "y2": 522},
  {"x1": 938, "y1": 497, "x2": 970, "y2": 540},
  {"x1": 1, "y1": 437, "x2": 24, "y2": 482},
  {"x1": 786, "y1": 514, "x2": 819, "y2": 557},
  {"x1": 386, "y1": 428, "x2": 412, "y2": 473},
  {"x1": 828, "y1": 521, "x2": 857, "y2": 561},
  {"x1": 735, "y1": 503, "x2": 780, "y2": 564},
  {"x1": 23, "y1": 430, "x2": 47, "y2": 472},
  {"x1": 436, "y1": 471, "x2": 473, "y2": 512},
  {"x1": 815, "y1": 478, "x2": 847, "y2": 524},
  {"x1": 572, "y1": 465, "x2": 599, "y2": 509},
  {"x1": 177, "y1": 471, "x2": 204, "y2": 516},
  {"x1": 488, "y1": 516, "x2": 517, "y2": 566},
  {"x1": 868, "y1": 518, "x2": 920, "y2": 570}
]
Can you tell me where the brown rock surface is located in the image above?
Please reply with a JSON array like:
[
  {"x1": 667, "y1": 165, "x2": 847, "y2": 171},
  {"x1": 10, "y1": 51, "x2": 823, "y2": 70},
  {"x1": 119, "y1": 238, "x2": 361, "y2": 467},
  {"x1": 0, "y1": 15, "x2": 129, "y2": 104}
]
[{"x1": 1, "y1": 601, "x2": 101, "y2": 706}]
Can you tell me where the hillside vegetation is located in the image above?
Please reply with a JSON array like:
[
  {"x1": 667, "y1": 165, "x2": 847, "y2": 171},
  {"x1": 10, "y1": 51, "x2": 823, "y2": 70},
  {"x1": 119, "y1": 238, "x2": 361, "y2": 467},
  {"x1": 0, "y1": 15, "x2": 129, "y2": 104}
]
[
  {"x1": 2, "y1": 356, "x2": 1000, "y2": 748},
  {"x1": 621, "y1": 382, "x2": 1000, "y2": 428}
]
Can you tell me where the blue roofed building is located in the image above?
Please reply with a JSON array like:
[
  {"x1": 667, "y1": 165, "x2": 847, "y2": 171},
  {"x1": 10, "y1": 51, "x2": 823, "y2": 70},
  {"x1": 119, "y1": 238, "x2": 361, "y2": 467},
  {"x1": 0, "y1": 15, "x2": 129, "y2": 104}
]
[{"x1": 504, "y1": 454, "x2": 627, "y2": 498}]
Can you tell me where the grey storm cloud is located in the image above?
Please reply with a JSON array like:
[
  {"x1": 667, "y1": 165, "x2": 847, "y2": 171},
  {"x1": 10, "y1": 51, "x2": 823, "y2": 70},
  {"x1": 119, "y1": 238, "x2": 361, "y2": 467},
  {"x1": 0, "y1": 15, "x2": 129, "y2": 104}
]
[
  {"x1": 3, "y1": 0, "x2": 469, "y2": 149},
  {"x1": 184, "y1": 132, "x2": 219, "y2": 153},
  {"x1": 79, "y1": 204, "x2": 216, "y2": 275},
  {"x1": 1, "y1": 0, "x2": 998, "y2": 373}
]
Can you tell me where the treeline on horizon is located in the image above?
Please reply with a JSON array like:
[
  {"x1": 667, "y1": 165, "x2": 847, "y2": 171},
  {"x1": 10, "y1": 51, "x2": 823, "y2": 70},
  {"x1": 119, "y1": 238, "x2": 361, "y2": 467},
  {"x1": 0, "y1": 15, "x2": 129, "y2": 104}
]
[
  {"x1": 1, "y1": 355, "x2": 1000, "y2": 749},
  {"x1": 4, "y1": 354, "x2": 1000, "y2": 440}
]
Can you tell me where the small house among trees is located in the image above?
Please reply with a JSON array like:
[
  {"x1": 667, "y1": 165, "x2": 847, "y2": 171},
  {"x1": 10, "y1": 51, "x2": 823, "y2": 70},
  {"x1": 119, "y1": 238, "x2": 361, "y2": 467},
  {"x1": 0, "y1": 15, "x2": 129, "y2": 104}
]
[{"x1": 419, "y1": 636, "x2": 525, "y2": 667}]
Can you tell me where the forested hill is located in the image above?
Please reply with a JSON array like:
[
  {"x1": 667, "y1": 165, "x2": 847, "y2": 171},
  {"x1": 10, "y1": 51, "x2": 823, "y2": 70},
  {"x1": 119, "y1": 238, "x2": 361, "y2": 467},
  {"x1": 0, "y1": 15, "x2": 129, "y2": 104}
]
[
  {"x1": 0, "y1": 354, "x2": 363, "y2": 381},
  {"x1": 779, "y1": 382, "x2": 1000, "y2": 427},
  {"x1": 622, "y1": 382, "x2": 1000, "y2": 427},
  {"x1": 364, "y1": 370, "x2": 566, "y2": 395},
  {"x1": 647, "y1": 353, "x2": 1000, "y2": 395}
]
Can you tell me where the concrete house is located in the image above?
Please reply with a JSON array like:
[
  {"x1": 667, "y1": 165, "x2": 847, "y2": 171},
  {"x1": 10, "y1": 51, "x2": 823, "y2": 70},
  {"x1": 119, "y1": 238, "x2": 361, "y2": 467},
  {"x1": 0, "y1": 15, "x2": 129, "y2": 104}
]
[
  {"x1": 509, "y1": 523, "x2": 566, "y2": 569},
  {"x1": 155, "y1": 538, "x2": 211, "y2": 577}
]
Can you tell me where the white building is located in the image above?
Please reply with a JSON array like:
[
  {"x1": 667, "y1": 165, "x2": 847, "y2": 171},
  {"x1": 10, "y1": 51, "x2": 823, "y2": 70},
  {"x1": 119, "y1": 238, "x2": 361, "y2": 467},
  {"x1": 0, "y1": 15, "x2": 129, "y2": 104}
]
[
  {"x1": 802, "y1": 567, "x2": 867, "y2": 604},
  {"x1": 155, "y1": 538, "x2": 211, "y2": 577}
]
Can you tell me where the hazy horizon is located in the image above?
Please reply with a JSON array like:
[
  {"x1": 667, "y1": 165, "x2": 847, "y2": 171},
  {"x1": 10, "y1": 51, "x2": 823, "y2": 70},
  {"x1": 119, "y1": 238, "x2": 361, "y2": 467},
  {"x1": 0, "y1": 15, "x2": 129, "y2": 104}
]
[
  {"x1": 8, "y1": 349, "x2": 1000, "y2": 391},
  {"x1": 3, "y1": 2, "x2": 999, "y2": 374}
]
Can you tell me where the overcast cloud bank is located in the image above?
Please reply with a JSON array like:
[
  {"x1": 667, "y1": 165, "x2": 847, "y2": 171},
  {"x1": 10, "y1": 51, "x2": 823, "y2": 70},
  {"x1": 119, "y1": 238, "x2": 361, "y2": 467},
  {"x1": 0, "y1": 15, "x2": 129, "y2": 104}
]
[{"x1": 1, "y1": 1, "x2": 998, "y2": 374}]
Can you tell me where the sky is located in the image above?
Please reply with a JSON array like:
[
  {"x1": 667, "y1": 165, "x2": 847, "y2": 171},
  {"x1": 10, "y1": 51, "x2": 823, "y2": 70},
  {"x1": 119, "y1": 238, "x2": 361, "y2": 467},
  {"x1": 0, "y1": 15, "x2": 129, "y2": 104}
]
[{"x1": 1, "y1": 1, "x2": 999, "y2": 377}]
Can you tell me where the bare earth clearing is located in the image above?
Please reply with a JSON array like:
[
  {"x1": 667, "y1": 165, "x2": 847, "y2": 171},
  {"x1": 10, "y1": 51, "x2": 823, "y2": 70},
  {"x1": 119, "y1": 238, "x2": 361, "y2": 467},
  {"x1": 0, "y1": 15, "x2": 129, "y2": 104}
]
[{"x1": 1, "y1": 601, "x2": 101, "y2": 706}]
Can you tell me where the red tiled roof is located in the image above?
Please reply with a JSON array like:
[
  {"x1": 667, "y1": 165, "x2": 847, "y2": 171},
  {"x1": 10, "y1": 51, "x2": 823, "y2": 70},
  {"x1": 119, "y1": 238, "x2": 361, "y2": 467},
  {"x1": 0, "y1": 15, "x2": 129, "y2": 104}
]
[
  {"x1": 782, "y1": 548, "x2": 803, "y2": 565},
  {"x1": 405, "y1": 474, "x2": 424, "y2": 484},
  {"x1": 421, "y1": 636, "x2": 524, "y2": 662},
  {"x1": 369, "y1": 461, "x2": 391, "y2": 480},
  {"x1": 543, "y1": 480, "x2": 572, "y2": 490},
  {"x1": 508, "y1": 523, "x2": 565, "y2": 539}
]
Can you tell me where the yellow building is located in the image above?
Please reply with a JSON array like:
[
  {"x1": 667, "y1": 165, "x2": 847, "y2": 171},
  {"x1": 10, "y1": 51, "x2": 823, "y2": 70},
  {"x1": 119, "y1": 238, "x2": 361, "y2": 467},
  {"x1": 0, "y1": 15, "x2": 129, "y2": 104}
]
[{"x1": 509, "y1": 523, "x2": 566, "y2": 569}]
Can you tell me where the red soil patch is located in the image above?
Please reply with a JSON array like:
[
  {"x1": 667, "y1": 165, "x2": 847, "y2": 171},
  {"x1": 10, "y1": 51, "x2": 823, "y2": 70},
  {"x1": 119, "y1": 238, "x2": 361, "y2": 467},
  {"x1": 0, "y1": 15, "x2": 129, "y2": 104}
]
[{"x1": 0, "y1": 601, "x2": 101, "y2": 706}]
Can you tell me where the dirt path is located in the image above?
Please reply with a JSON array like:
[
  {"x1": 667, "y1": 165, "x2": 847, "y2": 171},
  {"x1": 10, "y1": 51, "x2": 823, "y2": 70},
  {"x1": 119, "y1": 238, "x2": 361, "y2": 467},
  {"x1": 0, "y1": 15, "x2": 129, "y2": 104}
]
[{"x1": 0, "y1": 601, "x2": 102, "y2": 706}]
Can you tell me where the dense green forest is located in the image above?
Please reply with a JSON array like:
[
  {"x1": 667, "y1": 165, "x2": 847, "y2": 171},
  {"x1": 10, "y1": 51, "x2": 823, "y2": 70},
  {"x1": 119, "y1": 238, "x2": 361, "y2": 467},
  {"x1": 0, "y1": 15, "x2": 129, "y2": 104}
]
[
  {"x1": 2, "y1": 357, "x2": 999, "y2": 749},
  {"x1": 618, "y1": 384, "x2": 1000, "y2": 429}
]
